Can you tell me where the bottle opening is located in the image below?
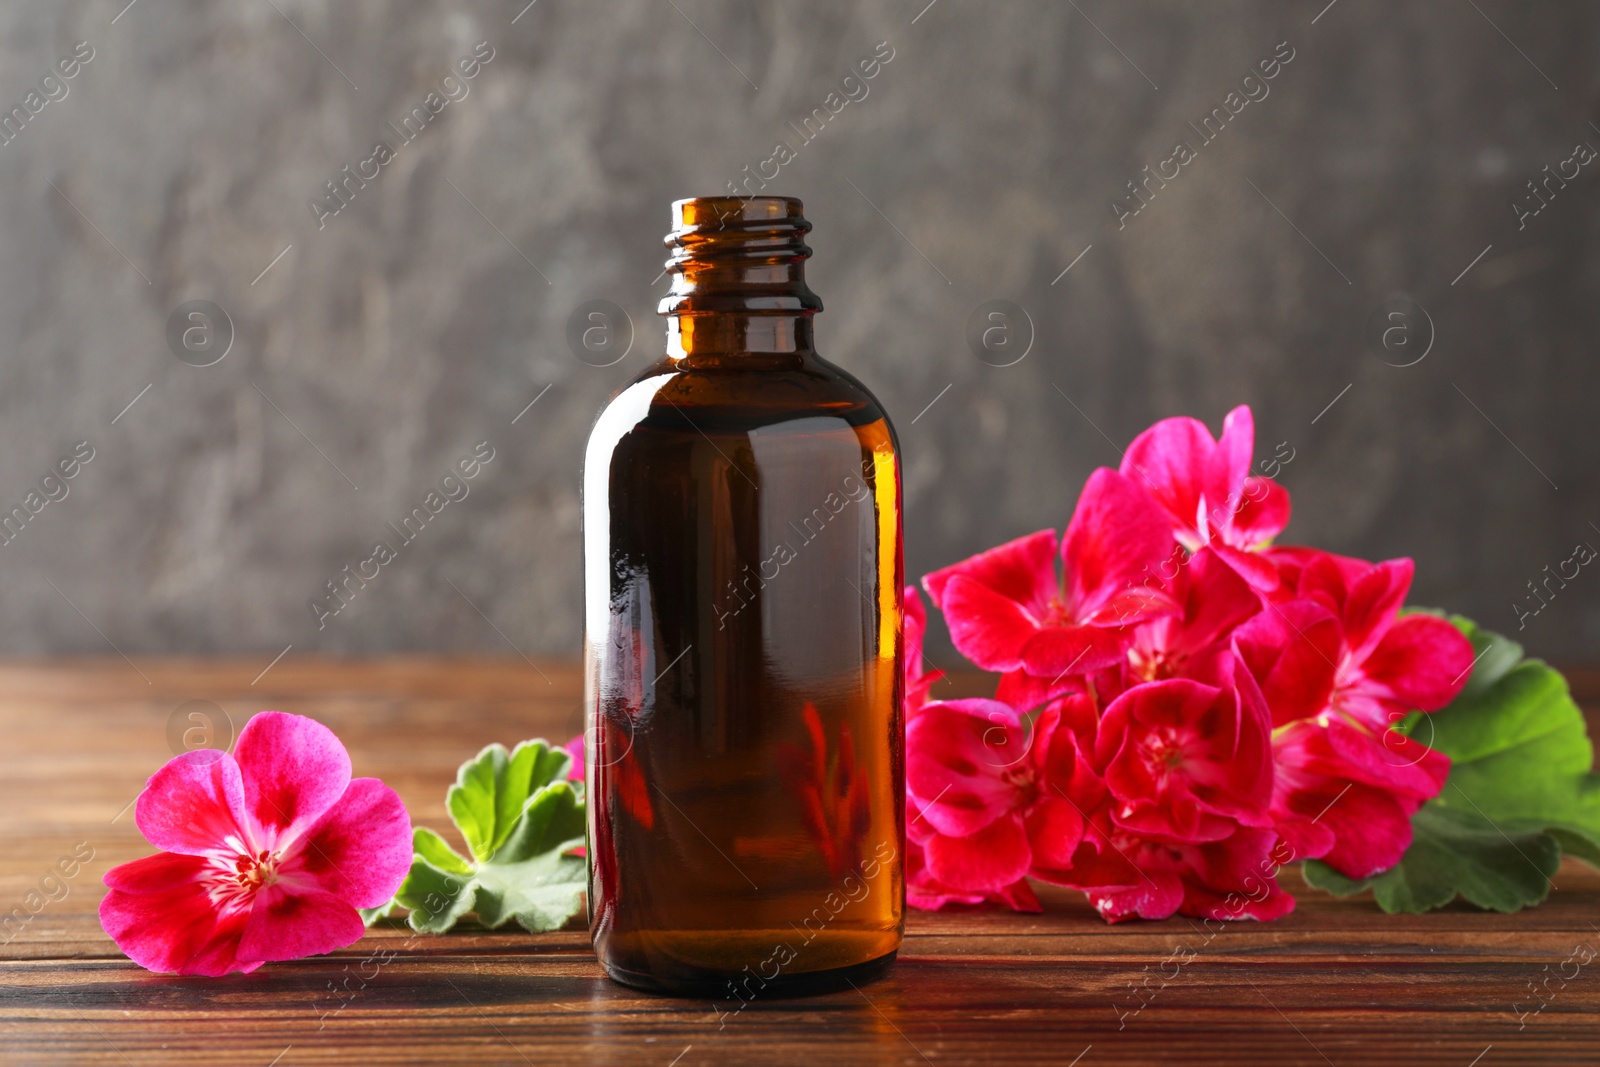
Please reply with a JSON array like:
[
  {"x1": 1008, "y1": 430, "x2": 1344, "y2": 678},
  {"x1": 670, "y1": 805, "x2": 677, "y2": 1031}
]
[
  {"x1": 672, "y1": 195, "x2": 806, "y2": 232},
  {"x1": 659, "y1": 196, "x2": 823, "y2": 316}
]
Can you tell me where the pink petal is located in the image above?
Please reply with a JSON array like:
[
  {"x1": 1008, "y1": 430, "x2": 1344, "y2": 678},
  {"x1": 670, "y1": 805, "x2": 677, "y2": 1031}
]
[
  {"x1": 1224, "y1": 890, "x2": 1296, "y2": 921},
  {"x1": 104, "y1": 850, "x2": 214, "y2": 893},
  {"x1": 1328, "y1": 684, "x2": 1398, "y2": 734},
  {"x1": 1262, "y1": 544, "x2": 1321, "y2": 594},
  {"x1": 937, "y1": 575, "x2": 1045, "y2": 673},
  {"x1": 1221, "y1": 658, "x2": 1278, "y2": 819},
  {"x1": 995, "y1": 668, "x2": 1082, "y2": 713},
  {"x1": 904, "y1": 587, "x2": 946, "y2": 716},
  {"x1": 922, "y1": 529, "x2": 1057, "y2": 616},
  {"x1": 925, "y1": 812, "x2": 1032, "y2": 892},
  {"x1": 1020, "y1": 623, "x2": 1129, "y2": 677},
  {"x1": 1095, "y1": 678, "x2": 1215, "y2": 778},
  {"x1": 237, "y1": 883, "x2": 367, "y2": 963},
  {"x1": 1293, "y1": 549, "x2": 1352, "y2": 608},
  {"x1": 906, "y1": 795, "x2": 939, "y2": 847},
  {"x1": 1063, "y1": 468, "x2": 1183, "y2": 619},
  {"x1": 1024, "y1": 797, "x2": 1086, "y2": 869},
  {"x1": 1308, "y1": 717, "x2": 1450, "y2": 801},
  {"x1": 135, "y1": 750, "x2": 252, "y2": 857},
  {"x1": 1301, "y1": 783, "x2": 1415, "y2": 880},
  {"x1": 987, "y1": 878, "x2": 1044, "y2": 913},
  {"x1": 1211, "y1": 543, "x2": 1282, "y2": 592},
  {"x1": 1206, "y1": 405, "x2": 1255, "y2": 524},
  {"x1": 1362, "y1": 613, "x2": 1476, "y2": 712},
  {"x1": 564, "y1": 734, "x2": 585, "y2": 781},
  {"x1": 233, "y1": 711, "x2": 352, "y2": 848},
  {"x1": 907, "y1": 836, "x2": 1037, "y2": 911},
  {"x1": 1086, "y1": 875, "x2": 1186, "y2": 923},
  {"x1": 1164, "y1": 546, "x2": 1264, "y2": 659},
  {"x1": 907, "y1": 700, "x2": 1026, "y2": 837},
  {"x1": 1341, "y1": 558, "x2": 1414, "y2": 663},
  {"x1": 1027, "y1": 704, "x2": 1109, "y2": 862},
  {"x1": 1183, "y1": 880, "x2": 1297, "y2": 922},
  {"x1": 1233, "y1": 599, "x2": 1341, "y2": 726},
  {"x1": 1082, "y1": 584, "x2": 1182, "y2": 630},
  {"x1": 99, "y1": 856, "x2": 258, "y2": 977},
  {"x1": 1371, "y1": 728, "x2": 1453, "y2": 790},
  {"x1": 907, "y1": 883, "x2": 987, "y2": 911},
  {"x1": 1120, "y1": 415, "x2": 1216, "y2": 544},
  {"x1": 904, "y1": 585, "x2": 930, "y2": 680},
  {"x1": 1271, "y1": 716, "x2": 1450, "y2": 880},
  {"x1": 1033, "y1": 826, "x2": 1137, "y2": 890},
  {"x1": 285, "y1": 778, "x2": 413, "y2": 908},
  {"x1": 1183, "y1": 824, "x2": 1280, "y2": 886},
  {"x1": 182, "y1": 923, "x2": 263, "y2": 976},
  {"x1": 1268, "y1": 545, "x2": 1371, "y2": 599},
  {"x1": 1273, "y1": 814, "x2": 1335, "y2": 863},
  {"x1": 1231, "y1": 475, "x2": 1290, "y2": 547},
  {"x1": 1030, "y1": 696, "x2": 1101, "y2": 778},
  {"x1": 1178, "y1": 827, "x2": 1297, "y2": 922}
]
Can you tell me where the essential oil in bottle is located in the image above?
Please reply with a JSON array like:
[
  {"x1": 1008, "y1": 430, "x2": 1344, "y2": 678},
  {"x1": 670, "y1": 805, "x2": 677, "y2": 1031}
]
[{"x1": 582, "y1": 196, "x2": 905, "y2": 996}]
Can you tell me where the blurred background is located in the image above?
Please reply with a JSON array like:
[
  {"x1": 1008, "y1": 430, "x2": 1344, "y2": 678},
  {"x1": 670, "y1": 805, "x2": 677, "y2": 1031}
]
[{"x1": 0, "y1": 0, "x2": 1594, "y2": 665}]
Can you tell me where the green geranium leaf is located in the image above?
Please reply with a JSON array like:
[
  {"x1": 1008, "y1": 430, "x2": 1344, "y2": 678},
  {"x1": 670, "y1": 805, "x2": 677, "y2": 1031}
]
[
  {"x1": 1421, "y1": 619, "x2": 1600, "y2": 847},
  {"x1": 448, "y1": 740, "x2": 572, "y2": 862},
  {"x1": 1303, "y1": 806, "x2": 1560, "y2": 913},
  {"x1": 1550, "y1": 828, "x2": 1600, "y2": 870},
  {"x1": 414, "y1": 826, "x2": 475, "y2": 877},
  {"x1": 1299, "y1": 859, "x2": 1372, "y2": 897},
  {"x1": 396, "y1": 782, "x2": 586, "y2": 933},
  {"x1": 358, "y1": 899, "x2": 400, "y2": 925},
  {"x1": 362, "y1": 737, "x2": 587, "y2": 933},
  {"x1": 395, "y1": 853, "x2": 480, "y2": 932},
  {"x1": 1303, "y1": 614, "x2": 1600, "y2": 913}
]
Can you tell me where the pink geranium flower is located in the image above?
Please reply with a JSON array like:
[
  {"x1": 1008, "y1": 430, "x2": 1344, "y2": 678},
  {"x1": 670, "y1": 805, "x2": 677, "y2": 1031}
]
[
  {"x1": 1125, "y1": 546, "x2": 1261, "y2": 684},
  {"x1": 906, "y1": 695, "x2": 1103, "y2": 895},
  {"x1": 1061, "y1": 822, "x2": 1296, "y2": 923},
  {"x1": 1120, "y1": 405, "x2": 1289, "y2": 591},
  {"x1": 1232, "y1": 597, "x2": 1343, "y2": 726},
  {"x1": 1238, "y1": 548, "x2": 1470, "y2": 876},
  {"x1": 99, "y1": 712, "x2": 412, "y2": 976},
  {"x1": 1093, "y1": 653, "x2": 1276, "y2": 843},
  {"x1": 1271, "y1": 716, "x2": 1449, "y2": 879},
  {"x1": 923, "y1": 468, "x2": 1180, "y2": 677},
  {"x1": 1267, "y1": 549, "x2": 1475, "y2": 733},
  {"x1": 906, "y1": 792, "x2": 1041, "y2": 913}
]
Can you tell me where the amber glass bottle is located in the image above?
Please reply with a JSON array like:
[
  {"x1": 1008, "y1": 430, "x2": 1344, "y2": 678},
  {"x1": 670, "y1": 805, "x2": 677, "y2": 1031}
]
[{"x1": 582, "y1": 197, "x2": 904, "y2": 997}]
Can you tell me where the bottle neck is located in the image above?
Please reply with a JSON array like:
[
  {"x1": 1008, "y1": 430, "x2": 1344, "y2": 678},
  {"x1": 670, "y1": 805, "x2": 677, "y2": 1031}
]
[
  {"x1": 666, "y1": 314, "x2": 815, "y2": 359},
  {"x1": 659, "y1": 196, "x2": 822, "y2": 362}
]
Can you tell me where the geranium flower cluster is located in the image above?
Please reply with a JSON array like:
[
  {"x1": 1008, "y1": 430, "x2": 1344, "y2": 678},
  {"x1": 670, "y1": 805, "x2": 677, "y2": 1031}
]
[{"x1": 904, "y1": 406, "x2": 1475, "y2": 923}]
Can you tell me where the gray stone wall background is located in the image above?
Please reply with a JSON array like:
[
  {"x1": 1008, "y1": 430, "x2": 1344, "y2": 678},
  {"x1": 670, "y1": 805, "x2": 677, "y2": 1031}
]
[{"x1": 0, "y1": 0, "x2": 1595, "y2": 663}]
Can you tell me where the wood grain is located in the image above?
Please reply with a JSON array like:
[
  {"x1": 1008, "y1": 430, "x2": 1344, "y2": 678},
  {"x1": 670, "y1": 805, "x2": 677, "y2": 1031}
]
[{"x1": 1, "y1": 658, "x2": 1596, "y2": 1066}]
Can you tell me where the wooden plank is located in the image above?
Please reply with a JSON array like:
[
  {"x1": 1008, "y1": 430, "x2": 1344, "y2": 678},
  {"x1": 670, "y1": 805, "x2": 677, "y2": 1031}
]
[{"x1": 1, "y1": 659, "x2": 1596, "y2": 1065}]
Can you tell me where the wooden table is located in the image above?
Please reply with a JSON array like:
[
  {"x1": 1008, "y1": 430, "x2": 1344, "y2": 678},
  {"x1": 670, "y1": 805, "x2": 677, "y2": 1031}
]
[{"x1": 3, "y1": 659, "x2": 1598, "y2": 1066}]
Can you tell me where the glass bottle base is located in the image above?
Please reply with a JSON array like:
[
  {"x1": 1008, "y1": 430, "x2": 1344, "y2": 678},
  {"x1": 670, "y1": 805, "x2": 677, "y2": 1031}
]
[{"x1": 599, "y1": 948, "x2": 898, "y2": 999}]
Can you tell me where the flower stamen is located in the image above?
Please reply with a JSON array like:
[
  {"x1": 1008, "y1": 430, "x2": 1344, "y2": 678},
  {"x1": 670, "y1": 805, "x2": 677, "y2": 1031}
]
[{"x1": 206, "y1": 848, "x2": 284, "y2": 910}]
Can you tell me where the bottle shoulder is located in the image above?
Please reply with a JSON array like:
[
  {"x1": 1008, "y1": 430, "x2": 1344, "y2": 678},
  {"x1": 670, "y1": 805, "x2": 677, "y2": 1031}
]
[
  {"x1": 591, "y1": 352, "x2": 895, "y2": 438},
  {"x1": 581, "y1": 351, "x2": 901, "y2": 516}
]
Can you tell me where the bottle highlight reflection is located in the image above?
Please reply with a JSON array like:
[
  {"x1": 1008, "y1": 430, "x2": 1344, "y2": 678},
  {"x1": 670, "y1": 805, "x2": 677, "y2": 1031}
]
[{"x1": 582, "y1": 196, "x2": 905, "y2": 995}]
